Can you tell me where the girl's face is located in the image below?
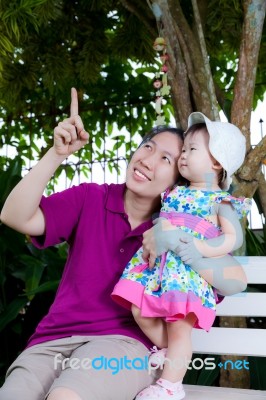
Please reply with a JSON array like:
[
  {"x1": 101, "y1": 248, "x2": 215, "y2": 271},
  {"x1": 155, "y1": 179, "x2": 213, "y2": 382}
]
[
  {"x1": 126, "y1": 131, "x2": 182, "y2": 199},
  {"x1": 178, "y1": 129, "x2": 220, "y2": 188}
]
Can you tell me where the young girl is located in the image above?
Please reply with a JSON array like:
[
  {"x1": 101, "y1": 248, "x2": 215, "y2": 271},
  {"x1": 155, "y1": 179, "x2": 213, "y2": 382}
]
[{"x1": 111, "y1": 112, "x2": 251, "y2": 400}]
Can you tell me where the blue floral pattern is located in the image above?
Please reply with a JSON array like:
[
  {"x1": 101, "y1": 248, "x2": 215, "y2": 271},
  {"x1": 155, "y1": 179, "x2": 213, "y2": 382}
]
[{"x1": 119, "y1": 186, "x2": 251, "y2": 321}]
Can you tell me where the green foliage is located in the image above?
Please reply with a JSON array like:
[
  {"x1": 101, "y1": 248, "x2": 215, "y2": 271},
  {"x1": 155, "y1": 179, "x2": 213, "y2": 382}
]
[
  {"x1": 246, "y1": 224, "x2": 266, "y2": 256},
  {"x1": 206, "y1": 0, "x2": 266, "y2": 109},
  {"x1": 0, "y1": 0, "x2": 265, "y2": 175},
  {"x1": 111, "y1": 11, "x2": 155, "y2": 63},
  {"x1": 0, "y1": 0, "x2": 61, "y2": 55},
  {"x1": 183, "y1": 354, "x2": 220, "y2": 386},
  {"x1": 0, "y1": 2, "x2": 159, "y2": 171},
  {"x1": 0, "y1": 158, "x2": 66, "y2": 383},
  {"x1": 0, "y1": 0, "x2": 265, "y2": 388},
  {"x1": 249, "y1": 356, "x2": 266, "y2": 390}
]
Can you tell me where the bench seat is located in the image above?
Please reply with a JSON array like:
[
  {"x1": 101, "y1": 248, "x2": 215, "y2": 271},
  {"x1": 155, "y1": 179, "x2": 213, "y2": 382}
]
[{"x1": 184, "y1": 384, "x2": 266, "y2": 399}]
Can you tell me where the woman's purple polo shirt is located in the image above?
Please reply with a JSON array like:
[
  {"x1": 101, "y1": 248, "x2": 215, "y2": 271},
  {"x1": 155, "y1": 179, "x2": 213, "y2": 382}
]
[{"x1": 27, "y1": 182, "x2": 153, "y2": 348}]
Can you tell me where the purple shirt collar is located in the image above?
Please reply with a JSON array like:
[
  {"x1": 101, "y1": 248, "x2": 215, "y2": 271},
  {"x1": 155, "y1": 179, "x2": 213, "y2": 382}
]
[
  {"x1": 106, "y1": 183, "x2": 153, "y2": 234},
  {"x1": 105, "y1": 183, "x2": 127, "y2": 214}
]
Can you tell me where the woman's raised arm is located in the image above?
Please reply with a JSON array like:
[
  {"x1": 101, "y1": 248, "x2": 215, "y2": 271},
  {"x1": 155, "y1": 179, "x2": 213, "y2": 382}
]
[{"x1": 0, "y1": 88, "x2": 89, "y2": 236}]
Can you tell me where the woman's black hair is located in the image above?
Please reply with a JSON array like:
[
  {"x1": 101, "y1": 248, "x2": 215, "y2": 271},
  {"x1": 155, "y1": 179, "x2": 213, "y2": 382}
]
[
  {"x1": 138, "y1": 125, "x2": 184, "y2": 148},
  {"x1": 184, "y1": 122, "x2": 206, "y2": 137}
]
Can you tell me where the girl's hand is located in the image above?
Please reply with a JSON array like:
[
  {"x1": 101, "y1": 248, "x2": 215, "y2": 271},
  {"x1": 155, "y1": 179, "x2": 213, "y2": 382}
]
[{"x1": 53, "y1": 88, "x2": 89, "y2": 156}]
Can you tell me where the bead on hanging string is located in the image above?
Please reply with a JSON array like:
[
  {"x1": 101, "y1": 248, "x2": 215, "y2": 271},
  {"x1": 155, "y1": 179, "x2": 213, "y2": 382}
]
[
  {"x1": 146, "y1": 2, "x2": 171, "y2": 125},
  {"x1": 152, "y1": 37, "x2": 171, "y2": 126}
]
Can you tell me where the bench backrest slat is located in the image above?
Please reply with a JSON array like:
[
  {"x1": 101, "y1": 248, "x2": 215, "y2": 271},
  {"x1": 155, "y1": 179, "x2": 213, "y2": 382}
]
[
  {"x1": 192, "y1": 256, "x2": 266, "y2": 357},
  {"x1": 192, "y1": 328, "x2": 266, "y2": 357},
  {"x1": 236, "y1": 256, "x2": 266, "y2": 283},
  {"x1": 217, "y1": 293, "x2": 266, "y2": 317}
]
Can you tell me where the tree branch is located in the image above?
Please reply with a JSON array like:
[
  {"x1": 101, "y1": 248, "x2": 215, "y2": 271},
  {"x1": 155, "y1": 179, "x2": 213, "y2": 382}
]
[
  {"x1": 191, "y1": 0, "x2": 220, "y2": 120},
  {"x1": 238, "y1": 135, "x2": 266, "y2": 181},
  {"x1": 159, "y1": 0, "x2": 216, "y2": 117},
  {"x1": 156, "y1": 1, "x2": 192, "y2": 128},
  {"x1": 172, "y1": 19, "x2": 202, "y2": 98},
  {"x1": 119, "y1": 0, "x2": 157, "y2": 37},
  {"x1": 257, "y1": 171, "x2": 266, "y2": 219},
  {"x1": 231, "y1": 0, "x2": 266, "y2": 147}
]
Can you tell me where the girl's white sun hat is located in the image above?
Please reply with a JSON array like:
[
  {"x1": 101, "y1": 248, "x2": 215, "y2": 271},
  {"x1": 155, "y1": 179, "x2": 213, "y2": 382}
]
[{"x1": 187, "y1": 112, "x2": 246, "y2": 190}]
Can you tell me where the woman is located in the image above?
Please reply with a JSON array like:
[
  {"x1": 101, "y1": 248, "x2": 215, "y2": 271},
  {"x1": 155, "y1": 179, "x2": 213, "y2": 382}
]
[{"x1": 0, "y1": 89, "x2": 246, "y2": 400}]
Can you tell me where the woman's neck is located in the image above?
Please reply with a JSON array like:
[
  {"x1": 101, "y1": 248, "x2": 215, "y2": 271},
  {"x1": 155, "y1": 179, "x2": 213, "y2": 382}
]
[{"x1": 124, "y1": 189, "x2": 160, "y2": 230}]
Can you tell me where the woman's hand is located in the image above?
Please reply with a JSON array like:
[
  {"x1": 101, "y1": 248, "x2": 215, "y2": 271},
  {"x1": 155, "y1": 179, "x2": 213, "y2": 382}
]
[{"x1": 53, "y1": 88, "x2": 89, "y2": 156}]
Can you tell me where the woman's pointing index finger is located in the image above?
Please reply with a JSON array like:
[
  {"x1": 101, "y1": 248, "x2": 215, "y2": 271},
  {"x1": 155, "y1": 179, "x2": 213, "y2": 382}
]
[{"x1": 70, "y1": 87, "x2": 79, "y2": 117}]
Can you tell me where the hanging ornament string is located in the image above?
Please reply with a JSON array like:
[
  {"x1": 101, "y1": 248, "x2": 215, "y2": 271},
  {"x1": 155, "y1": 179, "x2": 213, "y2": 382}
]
[
  {"x1": 147, "y1": 1, "x2": 171, "y2": 125},
  {"x1": 153, "y1": 37, "x2": 171, "y2": 125}
]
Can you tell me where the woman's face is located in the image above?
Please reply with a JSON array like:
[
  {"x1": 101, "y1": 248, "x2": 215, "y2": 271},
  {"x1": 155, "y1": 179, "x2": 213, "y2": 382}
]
[{"x1": 126, "y1": 131, "x2": 183, "y2": 199}]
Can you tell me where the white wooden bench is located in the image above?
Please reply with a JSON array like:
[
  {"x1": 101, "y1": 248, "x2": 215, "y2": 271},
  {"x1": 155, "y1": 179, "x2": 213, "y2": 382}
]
[{"x1": 185, "y1": 256, "x2": 266, "y2": 399}]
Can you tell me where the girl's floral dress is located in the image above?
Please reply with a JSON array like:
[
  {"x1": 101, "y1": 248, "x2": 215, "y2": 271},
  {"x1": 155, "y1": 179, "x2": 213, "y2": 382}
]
[{"x1": 111, "y1": 186, "x2": 251, "y2": 331}]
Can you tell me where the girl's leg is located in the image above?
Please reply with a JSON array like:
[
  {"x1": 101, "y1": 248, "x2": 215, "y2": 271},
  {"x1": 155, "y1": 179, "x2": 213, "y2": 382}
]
[
  {"x1": 131, "y1": 304, "x2": 168, "y2": 348},
  {"x1": 190, "y1": 255, "x2": 247, "y2": 296},
  {"x1": 162, "y1": 313, "x2": 197, "y2": 382},
  {"x1": 135, "y1": 313, "x2": 197, "y2": 399}
]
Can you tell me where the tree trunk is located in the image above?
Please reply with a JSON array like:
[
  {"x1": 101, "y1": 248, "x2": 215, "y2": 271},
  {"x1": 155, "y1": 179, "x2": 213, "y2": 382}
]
[
  {"x1": 219, "y1": 317, "x2": 250, "y2": 389},
  {"x1": 232, "y1": 0, "x2": 266, "y2": 202},
  {"x1": 156, "y1": 0, "x2": 217, "y2": 127}
]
